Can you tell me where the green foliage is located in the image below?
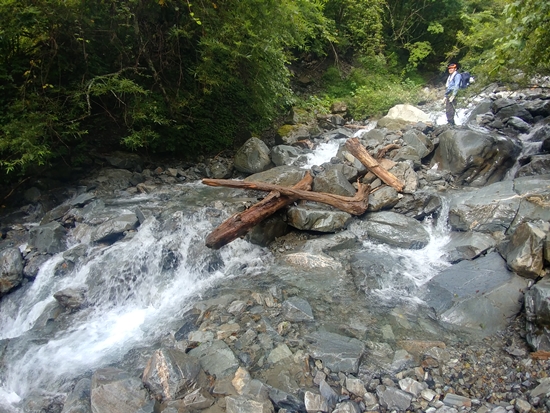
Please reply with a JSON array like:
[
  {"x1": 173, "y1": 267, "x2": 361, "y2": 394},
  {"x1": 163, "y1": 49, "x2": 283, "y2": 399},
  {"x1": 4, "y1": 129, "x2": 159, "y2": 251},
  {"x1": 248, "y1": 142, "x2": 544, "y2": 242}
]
[
  {"x1": 322, "y1": 0, "x2": 385, "y2": 56},
  {"x1": 311, "y1": 56, "x2": 422, "y2": 120}
]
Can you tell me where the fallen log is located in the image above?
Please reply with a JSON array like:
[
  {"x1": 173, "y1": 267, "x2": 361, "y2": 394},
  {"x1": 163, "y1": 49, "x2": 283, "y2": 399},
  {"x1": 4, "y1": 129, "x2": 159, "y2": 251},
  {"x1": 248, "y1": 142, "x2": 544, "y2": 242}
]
[
  {"x1": 202, "y1": 177, "x2": 370, "y2": 216},
  {"x1": 345, "y1": 137, "x2": 405, "y2": 192},
  {"x1": 204, "y1": 173, "x2": 313, "y2": 249}
]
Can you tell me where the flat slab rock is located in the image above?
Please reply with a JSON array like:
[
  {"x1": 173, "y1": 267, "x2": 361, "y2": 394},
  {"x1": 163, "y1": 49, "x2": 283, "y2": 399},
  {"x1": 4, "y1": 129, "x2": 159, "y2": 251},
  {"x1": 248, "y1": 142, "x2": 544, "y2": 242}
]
[{"x1": 307, "y1": 331, "x2": 365, "y2": 373}]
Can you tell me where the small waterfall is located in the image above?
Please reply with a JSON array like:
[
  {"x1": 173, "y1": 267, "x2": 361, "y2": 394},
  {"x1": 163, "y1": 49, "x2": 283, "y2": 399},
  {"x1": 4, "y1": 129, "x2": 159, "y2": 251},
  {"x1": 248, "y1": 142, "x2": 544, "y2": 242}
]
[
  {"x1": 365, "y1": 198, "x2": 452, "y2": 303},
  {"x1": 0, "y1": 191, "x2": 271, "y2": 407}
]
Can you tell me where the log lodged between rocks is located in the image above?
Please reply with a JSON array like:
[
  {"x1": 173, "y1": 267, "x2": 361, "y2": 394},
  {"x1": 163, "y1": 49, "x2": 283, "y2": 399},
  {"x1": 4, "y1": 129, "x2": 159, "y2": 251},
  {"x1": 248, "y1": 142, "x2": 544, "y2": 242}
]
[{"x1": 203, "y1": 137, "x2": 405, "y2": 249}]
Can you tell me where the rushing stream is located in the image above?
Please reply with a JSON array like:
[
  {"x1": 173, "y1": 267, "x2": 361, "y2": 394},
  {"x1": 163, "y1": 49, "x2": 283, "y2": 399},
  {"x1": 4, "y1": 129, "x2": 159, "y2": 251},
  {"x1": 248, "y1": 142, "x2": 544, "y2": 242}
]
[{"x1": 0, "y1": 103, "x2": 537, "y2": 411}]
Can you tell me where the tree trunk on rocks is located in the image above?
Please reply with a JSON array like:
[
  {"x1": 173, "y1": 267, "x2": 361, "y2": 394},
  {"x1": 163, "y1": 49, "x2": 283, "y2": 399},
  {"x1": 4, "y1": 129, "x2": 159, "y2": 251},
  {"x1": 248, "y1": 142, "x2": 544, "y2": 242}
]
[
  {"x1": 204, "y1": 173, "x2": 314, "y2": 249},
  {"x1": 202, "y1": 176, "x2": 370, "y2": 215},
  {"x1": 345, "y1": 138, "x2": 405, "y2": 192}
]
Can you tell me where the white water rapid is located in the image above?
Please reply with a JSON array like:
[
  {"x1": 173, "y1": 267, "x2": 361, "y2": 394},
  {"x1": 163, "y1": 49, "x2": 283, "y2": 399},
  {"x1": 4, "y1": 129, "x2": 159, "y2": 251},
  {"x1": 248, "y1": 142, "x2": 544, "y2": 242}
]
[{"x1": 0, "y1": 189, "x2": 271, "y2": 411}]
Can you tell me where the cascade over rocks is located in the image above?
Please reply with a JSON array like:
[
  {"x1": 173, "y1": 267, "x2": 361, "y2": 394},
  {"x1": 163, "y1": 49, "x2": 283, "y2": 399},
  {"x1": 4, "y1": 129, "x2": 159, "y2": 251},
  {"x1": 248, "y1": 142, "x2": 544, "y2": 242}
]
[{"x1": 4, "y1": 85, "x2": 550, "y2": 413}]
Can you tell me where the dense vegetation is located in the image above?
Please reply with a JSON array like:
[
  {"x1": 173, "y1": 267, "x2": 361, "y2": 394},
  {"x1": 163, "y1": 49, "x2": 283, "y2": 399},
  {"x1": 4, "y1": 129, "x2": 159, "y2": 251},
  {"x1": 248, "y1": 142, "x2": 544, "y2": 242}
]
[{"x1": 0, "y1": 0, "x2": 549, "y2": 182}]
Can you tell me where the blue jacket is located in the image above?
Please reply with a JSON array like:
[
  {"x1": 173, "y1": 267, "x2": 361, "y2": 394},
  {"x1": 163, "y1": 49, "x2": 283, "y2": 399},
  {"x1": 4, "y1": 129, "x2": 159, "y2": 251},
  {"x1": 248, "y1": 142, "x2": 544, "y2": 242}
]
[{"x1": 445, "y1": 72, "x2": 462, "y2": 97}]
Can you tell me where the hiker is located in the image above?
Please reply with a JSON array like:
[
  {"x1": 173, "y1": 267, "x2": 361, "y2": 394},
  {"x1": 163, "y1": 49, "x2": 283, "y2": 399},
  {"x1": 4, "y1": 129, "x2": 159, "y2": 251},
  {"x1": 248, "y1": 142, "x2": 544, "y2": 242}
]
[{"x1": 444, "y1": 63, "x2": 462, "y2": 126}]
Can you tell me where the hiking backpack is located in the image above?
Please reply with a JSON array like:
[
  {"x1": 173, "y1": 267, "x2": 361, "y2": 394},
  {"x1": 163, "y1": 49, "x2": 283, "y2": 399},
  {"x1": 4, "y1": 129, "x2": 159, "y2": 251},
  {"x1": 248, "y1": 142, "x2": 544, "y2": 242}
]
[{"x1": 459, "y1": 71, "x2": 471, "y2": 89}]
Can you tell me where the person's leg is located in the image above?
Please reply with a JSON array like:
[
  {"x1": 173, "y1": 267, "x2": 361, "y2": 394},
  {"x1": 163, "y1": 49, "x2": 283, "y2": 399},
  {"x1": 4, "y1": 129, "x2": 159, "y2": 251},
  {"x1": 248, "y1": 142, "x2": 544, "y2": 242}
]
[{"x1": 446, "y1": 98, "x2": 456, "y2": 125}]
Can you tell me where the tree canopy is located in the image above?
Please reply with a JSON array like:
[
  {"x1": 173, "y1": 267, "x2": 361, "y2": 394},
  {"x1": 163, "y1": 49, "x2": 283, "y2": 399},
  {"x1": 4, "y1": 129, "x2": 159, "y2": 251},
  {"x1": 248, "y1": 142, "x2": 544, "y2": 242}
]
[{"x1": 0, "y1": 0, "x2": 548, "y2": 180}]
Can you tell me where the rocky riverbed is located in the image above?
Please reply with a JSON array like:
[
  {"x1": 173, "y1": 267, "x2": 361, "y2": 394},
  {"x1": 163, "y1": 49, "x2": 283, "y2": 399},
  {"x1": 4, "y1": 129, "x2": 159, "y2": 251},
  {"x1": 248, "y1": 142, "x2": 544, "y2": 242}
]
[{"x1": 1, "y1": 82, "x2": 550, "y2": 413}]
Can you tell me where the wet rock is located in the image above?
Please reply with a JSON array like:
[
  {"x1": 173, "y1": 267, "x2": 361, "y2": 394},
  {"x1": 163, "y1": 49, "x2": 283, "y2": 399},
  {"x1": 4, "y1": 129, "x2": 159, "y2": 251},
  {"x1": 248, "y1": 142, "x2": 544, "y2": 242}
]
[
  {"x1": 432, "y1": 129, "x2": 521, "y2": 187},
  {"x1": 29, "y1": 221, "x2": 67, "y2": 254},
  {"x1": 442, "y1": 231, "x2": 497, "y2": 263},
  {"x1": 391, "y1": 190, "x2": 442, "y2": 219},
  {"x1": 271, "y1": 145, "x2": 304, "y2": 167},
  {"x1": 448, "y1": 181, "x2": 519, "y2": 233},
  {"x1": 0, "y1": 247, "x2": 24, "y2": 296},
  {"x1": 423, "y1": 252, "x2": 529, "y2": 334},
  {"x1": 207, "y1": 157, "x2": 234, "y2": 179},
  {"x1": 91, "y1": 212, "x2": 139, "y2": 243},
  {"x1": 367, "y1": 186, "x2": 399, "y2": 212},
  {"x1": 246, "y1": 212, "x2": 289, "y2": 247},
  {"x1": 53, "y1": 287, "x2": 87, "y2": 311},
  {"x1": 91, "y1": 367, "x2": 151, "y2": 413},
  {"x1": 351, "y1": 211, "x2": 430, "y2": 249},
  {"x1": 287, "y1": 205, "x2": 352, "y2": 233},
  {"x1": 515, "y1": 154, "x2": 550, "y2": 177},
  {"x1": 282, "y1": 296, "x2": 314, "y2": 322},
  {"x1": 23, "y1": 252, "x2": 51, "y2": 279},
  {"x1": 61, "y1": 378, "x2": 91, "y2": 413},
  {"x1": 307, "y1": 331, "x2": 365, "y2": 373},
  {"x1": 234, "y1": 137, "x2": 273, "y2": 174}
]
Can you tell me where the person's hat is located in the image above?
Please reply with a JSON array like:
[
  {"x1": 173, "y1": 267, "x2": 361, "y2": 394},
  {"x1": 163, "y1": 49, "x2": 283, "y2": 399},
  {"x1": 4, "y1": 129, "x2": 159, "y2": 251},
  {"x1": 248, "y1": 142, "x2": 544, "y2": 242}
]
[{"x1": 448, "y1": 63, "x2": 457, "y2": 69}]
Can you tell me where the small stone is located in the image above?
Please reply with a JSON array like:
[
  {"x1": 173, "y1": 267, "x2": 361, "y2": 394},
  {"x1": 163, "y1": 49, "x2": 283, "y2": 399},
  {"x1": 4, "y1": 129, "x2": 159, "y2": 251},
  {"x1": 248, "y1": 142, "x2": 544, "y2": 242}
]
[{"x1": 442, "y1": 393, "x2": 472, "y2": 408}]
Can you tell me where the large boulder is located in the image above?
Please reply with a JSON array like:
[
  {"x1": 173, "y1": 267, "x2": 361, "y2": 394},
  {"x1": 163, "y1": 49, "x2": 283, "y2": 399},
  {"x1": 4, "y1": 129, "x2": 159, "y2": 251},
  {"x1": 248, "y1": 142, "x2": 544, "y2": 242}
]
[
  {"x1": 349, "y1": 211, "x2": 430, "y2": 249},
  {"x1": 234, "y1": 137, "x2": 273, "y2": 174},
  {"x1": 431, "y1": 128, "x2": 521, "y2": 186},
  {"x1": 422, "y1": 252, "x2": 528, "y2": 335},
  {"x1": 287, "y1": 205, "x2": 352, "y2": 233},
  {"x1": 378, "y1": 105, "x2": 431, "y2": 129}
]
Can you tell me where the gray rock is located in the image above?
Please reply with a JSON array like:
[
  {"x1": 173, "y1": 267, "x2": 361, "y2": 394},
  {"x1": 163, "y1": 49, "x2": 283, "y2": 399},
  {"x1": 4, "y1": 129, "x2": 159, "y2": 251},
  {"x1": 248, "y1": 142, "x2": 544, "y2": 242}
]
[
  {"x1": 287, "y1": 205, "x2": 352, "y2": 233},
  {"x1": 0, "y1": 247, "x2": 23, "y2": 296},
  {"x1": 142, "y1": 348, "x2": 200, "y2": 401},
  {"x1": 234, "y1": 137, "x2": 273, "y2": 174},
  {"x1": 376, "y1": 385, "x2": 413, "y2": 411},
  {"x1": 53, "y1": 287, "x2": 87, "y2": 311},
  {"x1": 245, "y1": 165, "x2": 306, "y2": 187},
  {"x1": 282, "y1": 297, "x2": 314, "y2": 322},
  {"x1": 313, "y1": 168, "x2": 356, "y2": 197},
  {"x1": 307, "y1": 331, "x2": 365, "y2": 373},
  {"x1": 188, "y1": 339, "x2": 239, "y2": 378},
  {"x1": 351, "y1": 211, "x2": 430, "y2": 249},
  {"x1": 448, "y1": 181, "x2": 519, "y2": 233},
  {"x1": 402, "y1": 129, "x2": 434, "y2": 159},
  {"x1": 271, "y1": 145, "x2": 303, "y2": 166},
  {"x1": 389, "y1": 161, "x2": 419, "y2": 194},
  {"x1": 61, "y1": 378, "x2": 91, "y2": 413},
  {"x1": 391, "y1": 190, "x2": 442, "y2": 219},
  {"x1": 24, "y1": 187, "x2": 41, "y2": 203},
  {"x1": 91, "y1": 368, "x2": 151, "y2": 413},
  {"x1": 516, "y1": 154, "x2": 550, "y2": 177},
  {"x1": 367, "y1": 186, "x2": 399, "y2": 212},
  {"x1": 423, "y1": 252, "x2": 529, "y2": 334},
  {"x1": 29, "y1": 221, "x2": 67, "y2": 254},
  {"x1": 91, "y1": 212, "x2": 139, "y2": 243},
  {"x1": 276, "y1": 124, "x2": 311, "y2": 145},
  {"x1": 304, "y1": 391, "x2": 328, "y2": 413},
  {"x1": 431, "y1": 129, "x2": 521, "y2": 187},
  {"x1": 525, "y1": 278, "x2": 550, "y2": 350},
  {"x1": 500, "y1": 221, "x2": 548, "y2": 278},
  {"x1": 442, "y1": 231, "x2": 497, "y2": 263},
  {"x1": 226, "y1": 395, "x2": 274, "y2": 413},
  {"x1": 23, "y1": 253, "x2": 51, "y2": 279},
  {"x1": 333, "y1": 401, "x2": 361, "y2": 413}
]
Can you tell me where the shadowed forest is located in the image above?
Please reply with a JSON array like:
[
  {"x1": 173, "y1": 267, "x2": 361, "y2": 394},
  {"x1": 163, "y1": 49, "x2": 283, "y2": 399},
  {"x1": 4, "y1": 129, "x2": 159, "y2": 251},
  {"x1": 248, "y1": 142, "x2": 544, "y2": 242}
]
[{"x1": 0, "y1": 0, "x2": 548, "y2": 183}]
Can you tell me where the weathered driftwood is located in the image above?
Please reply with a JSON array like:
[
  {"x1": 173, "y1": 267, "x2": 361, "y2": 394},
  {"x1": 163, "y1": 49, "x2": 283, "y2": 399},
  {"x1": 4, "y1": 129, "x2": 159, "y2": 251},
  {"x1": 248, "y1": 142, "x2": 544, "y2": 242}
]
[
  {"x1": 377, "y1": 143, "x2": 401, "y2": 160},
  {"x1": 202, "y1": 177, "x2": 370, "y2": 216},
  {"x1": 204, "y1": 173, "x2": 313, "y2": 249},
  {"x1": 345, "y1": 137, "x2": 405, "y2": 192}
]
